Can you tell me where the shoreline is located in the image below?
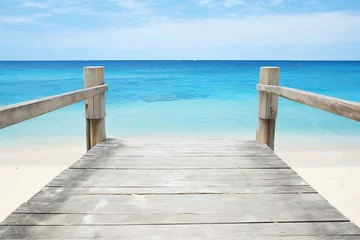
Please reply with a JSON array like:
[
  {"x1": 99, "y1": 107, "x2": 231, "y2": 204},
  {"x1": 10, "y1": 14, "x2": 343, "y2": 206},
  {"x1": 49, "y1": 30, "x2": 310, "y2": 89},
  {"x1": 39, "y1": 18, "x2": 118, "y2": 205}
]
[{"x1": 1, "y1": 134, "x2": 360, "y2": 225}]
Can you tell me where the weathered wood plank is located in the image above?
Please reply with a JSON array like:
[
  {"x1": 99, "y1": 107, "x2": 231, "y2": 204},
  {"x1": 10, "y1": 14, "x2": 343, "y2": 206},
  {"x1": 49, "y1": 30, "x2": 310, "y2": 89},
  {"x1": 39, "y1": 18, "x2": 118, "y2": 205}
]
[
  {"x1": 2, "y1": 237, "x2": 359, "y2": 240},
  {"x1": 71, "y1": 157, "x2": 288, "y2": 169},
  {"x1": 0, "y1": 85, "x2": 108, "y2": 129},
  {"x1": 2, "y1": 208, "x2": 348, "y2": 225},
  {"x1": 86, "y1": 139, "x2": 272, "y2": 149},
  {"x1": 257, "y1": 84, "x2": 360, "y2": 122},
  {"x1": 47, "y1": 167, "x2": 308, "y2": 187},
  {"x1": 84, "y1": 142, "x2": 276, "y2": 157},
  {"x1": 15, "y1": 195, "x2": 342, "y2": 222},
  {"x1": 35, "y1": 185, "x2": 316, "y2": 195},
  {"x1": 47, "y1": 179, "x2": 308, "y2": 187},
  {"x1": 1, "y1": 223, "x2": 359, "y2": 238},
  {"x1": 27, "y1": 192, "x2": 325, "y2": 203},
  {"x1": 85, "y1": 147, "x2": 275, "y2": 156},
  {"x1": 53, "y1": 169, "x2": 300, "y2": 181}
]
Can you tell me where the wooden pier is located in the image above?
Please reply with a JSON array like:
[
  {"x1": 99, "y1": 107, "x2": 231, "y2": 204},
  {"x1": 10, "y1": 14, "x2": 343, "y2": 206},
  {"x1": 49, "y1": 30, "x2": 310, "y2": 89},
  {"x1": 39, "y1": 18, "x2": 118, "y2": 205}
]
[{"x1": 1, "y1": 66, "x2": 360, "y2": 239}]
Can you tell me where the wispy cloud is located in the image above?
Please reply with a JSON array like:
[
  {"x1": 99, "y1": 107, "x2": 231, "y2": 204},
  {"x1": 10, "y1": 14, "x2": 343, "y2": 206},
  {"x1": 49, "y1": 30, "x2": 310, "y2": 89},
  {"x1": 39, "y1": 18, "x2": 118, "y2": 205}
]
[
  {"x1": 196, "y1": 0, "x2": 285, "y2": 8},
  {"x1": 0, "y1": 16, "x2": 33, "y2": 24},
  {"x1": 196, "y1": 0, "x2": 217, "y2": 8},
  {"x1": 223, "y1": 0, "x2": 245, "y2": 7},
  {"x1": 21, "y1": 1, "x2": 48, "y2": 9},
  {"x1": 270, "y1": 0, "x2": 283, "y2": 6},
  {"x1": 108, "y1": 0, "x2": 153, "y2": 17},
  {"x1": 42, "y1": 11, "x2": 360, "y2": 51},
  {"x1": 109, "y1": 0, "x2": 149, "y2": 9}
]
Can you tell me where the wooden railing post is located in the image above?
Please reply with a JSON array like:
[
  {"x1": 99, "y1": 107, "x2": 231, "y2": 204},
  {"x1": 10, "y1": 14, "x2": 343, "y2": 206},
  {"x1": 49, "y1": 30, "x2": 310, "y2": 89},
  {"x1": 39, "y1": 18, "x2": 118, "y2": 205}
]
[
  {"x1": 256, "y1": 67, "x2": 279, "y2": 150},
  {"x1": 84, "y1": 66, "x2": 106, "y2": 150}
]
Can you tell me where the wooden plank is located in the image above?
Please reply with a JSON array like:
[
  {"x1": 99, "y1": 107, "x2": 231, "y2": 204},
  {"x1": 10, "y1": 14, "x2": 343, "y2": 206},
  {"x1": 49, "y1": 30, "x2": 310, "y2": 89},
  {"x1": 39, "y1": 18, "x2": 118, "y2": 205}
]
[
  {"x1": 2, "y1": 208, "x2": 348, "y2": 225},
  {"x1": 0, "y1": 85, "x2": 108, "y2": 129},
  {"x1": 1, "y1": 223, "x2": 359, "y2": 238},
  {"x1": 84, "y1": 139, "x2": 276, "y2": 157},
  {"x1": 14, "y1": 195, "x2": 342, "y2": 221},
  {"x1": 84, "y1": 149, "x2": 276, "y2": 157},
  {"x1": 27, "y1": 192, "x2": 324, "y2": 204},
  {"x1": 257, "y1": 84, "x2": 360, "y2": 122},
  {"x1": 47, "y1": 179, "x2": 308, "y2": 187},
  {"x1": 70, "y1": 157, "x2": 288, "y2": 169},
  {"x1": 53, "y1": 169, "x2": 300, "y2": 181},
  {"x1": 2, "y1": 237, "x2": 359, "y2": 240},
  {"x1": 88, "y1": 138, "x2": 272, "y2": 148},
  {"x1": 83, "y1": 153, "x2": 277, "y2": 158},
  {"x1": 47, "y1": 167, "x2": 307, "y2": 187},
  {"x1": 78, "y1": 154, "x2": 283, "y2": 161},
  {"x1": 35, "y1": 185, "x2": 317, "y2": 195}
]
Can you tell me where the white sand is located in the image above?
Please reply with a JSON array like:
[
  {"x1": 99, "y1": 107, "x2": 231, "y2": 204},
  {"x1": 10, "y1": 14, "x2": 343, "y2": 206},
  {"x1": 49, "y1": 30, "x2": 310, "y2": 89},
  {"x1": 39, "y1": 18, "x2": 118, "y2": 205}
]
[
  {"x1": 0, "y1": 139, "x2": 85, "y2": 221},
  {"x1": 1, "y1": 136, "x2": 360, "y2": 227}
]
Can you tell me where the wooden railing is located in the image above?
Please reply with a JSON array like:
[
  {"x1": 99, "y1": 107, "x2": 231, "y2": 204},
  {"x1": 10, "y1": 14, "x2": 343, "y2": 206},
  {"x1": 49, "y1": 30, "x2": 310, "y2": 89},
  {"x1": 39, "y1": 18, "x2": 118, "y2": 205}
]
[
  {"x1": 0, "y1": 66, "x2": 107, "y2": 151},
  {"x1": 256, "y1": 66, "x2": 360, "y2": 150}
]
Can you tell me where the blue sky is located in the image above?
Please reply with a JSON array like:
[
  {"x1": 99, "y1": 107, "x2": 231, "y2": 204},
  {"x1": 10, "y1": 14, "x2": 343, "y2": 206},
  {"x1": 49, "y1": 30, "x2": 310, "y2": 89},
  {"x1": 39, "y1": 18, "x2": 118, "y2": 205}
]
[{"x1": 1, "y1": 0, "x2": 360, "y2": 60}]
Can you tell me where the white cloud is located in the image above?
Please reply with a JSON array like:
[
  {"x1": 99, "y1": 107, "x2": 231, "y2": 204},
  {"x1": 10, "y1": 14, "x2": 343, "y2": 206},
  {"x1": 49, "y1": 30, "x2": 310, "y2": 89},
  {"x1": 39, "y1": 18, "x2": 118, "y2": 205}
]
[
  {"x1": 0, "y1": 16, "x2": 34, "y2": 24},
  {"x1": 196, "y1": 0, "x2": 285, "y2": 9},
  {"x1": 109, "y1": 0, "x2": 148, "y2": 9},
  {"x1": 270, "y1": 0, "x2": 283, "y2": 6},
  {"x1": 223, "y1": 0, "x2": 245, "y2": 7},
  {"x1": 33, "y1": 13, "x2": 53, "y2": 18},
  {"x1": 40, "y1": 11, "x2": 360, "y2": 50},
  {"x1": 2, "y1": 11, "x2": 360, "y2": 59},
  {"x1": 107, "y1": 0, "x2": 154, "y2": 19},
  {"x1": 196, "y1": 0, "x2": 217, "y2": 7},
  {"x1": 21, "y1": 1, "x2": 48, "y2": 9}
]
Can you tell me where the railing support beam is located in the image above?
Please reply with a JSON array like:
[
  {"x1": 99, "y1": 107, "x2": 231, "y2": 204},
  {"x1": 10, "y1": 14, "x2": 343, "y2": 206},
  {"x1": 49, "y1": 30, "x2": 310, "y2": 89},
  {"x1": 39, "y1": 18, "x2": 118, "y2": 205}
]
[
  {"x1": 84, "y1": 66, "x2": 106, "y2": 151},
  {"x1": 256, "y1": 67, "x2": 279, "y2": 150}
]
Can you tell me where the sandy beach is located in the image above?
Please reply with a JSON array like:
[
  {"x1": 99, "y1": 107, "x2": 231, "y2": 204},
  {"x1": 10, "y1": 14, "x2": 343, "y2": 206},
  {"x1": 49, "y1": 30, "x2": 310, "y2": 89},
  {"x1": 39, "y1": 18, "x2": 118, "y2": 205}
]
[{"x1": 1, "y1": 135, "x2": 360, "y2": 226}]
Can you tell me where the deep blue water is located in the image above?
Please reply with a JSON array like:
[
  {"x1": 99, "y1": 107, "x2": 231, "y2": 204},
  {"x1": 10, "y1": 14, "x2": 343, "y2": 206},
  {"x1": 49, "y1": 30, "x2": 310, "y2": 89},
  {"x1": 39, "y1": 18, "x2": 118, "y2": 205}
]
[{"x1": 1, "y1": 61, "x2": 360, "y2": 140}]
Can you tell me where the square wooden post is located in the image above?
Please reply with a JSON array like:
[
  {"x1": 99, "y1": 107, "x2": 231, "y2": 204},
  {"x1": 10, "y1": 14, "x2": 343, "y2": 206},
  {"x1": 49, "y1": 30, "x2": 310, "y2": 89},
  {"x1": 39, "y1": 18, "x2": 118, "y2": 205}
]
[
  {"x1": 256, "y1": 67, "x2": 279, "y2": 150},
  {"x1": 84, "y1": 66, "x2": 106, "y2": 151}
]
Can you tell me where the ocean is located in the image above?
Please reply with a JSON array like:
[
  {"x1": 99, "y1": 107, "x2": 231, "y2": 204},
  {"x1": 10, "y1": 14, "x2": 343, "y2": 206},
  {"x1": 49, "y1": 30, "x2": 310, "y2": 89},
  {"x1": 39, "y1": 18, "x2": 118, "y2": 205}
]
[{"x1": 1, "y1": 60, "x2": 360, "y2": 143}]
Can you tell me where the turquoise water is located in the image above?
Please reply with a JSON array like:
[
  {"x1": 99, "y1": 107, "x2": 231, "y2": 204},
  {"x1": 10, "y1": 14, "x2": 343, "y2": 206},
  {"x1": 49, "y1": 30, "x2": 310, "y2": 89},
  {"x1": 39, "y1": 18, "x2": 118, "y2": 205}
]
[{"x1": 1, "y1": 61, "x2": 360, "y2": 141}]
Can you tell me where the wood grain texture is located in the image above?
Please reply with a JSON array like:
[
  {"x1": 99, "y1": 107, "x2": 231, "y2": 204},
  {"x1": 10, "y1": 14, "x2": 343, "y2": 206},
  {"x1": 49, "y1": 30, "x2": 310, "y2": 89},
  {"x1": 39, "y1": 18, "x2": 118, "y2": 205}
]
[
  {"x1": 257, "y1": 67, "x2": 279, "y2": 150},
  {"x1": 257, "y1": 84, "x2": 360, "y2": 122},
  {"x1": 84, "y1": 67, "x2": 105, "y2": 119},
  {"x1": 84, "y1": 66, "x2": 106, "y2": 148},
  {"x1": 0, "y1": 85, "x2": 107, "y2": 129},
  {"x1": 1, "y1": 139, "x2": 358, "y2": 239},
  {"x1": 34, "y1": 185, "x2": 317, "y2": 195},
  {"x1": 258, "y1": 67, "x2": 280, "y2": 119},
  {"x1": 70, "y1": 157, "x2": 289, "y2": 169},
  {"x1": 1, "y1": 223, "x2": 359, "y2": 238}
]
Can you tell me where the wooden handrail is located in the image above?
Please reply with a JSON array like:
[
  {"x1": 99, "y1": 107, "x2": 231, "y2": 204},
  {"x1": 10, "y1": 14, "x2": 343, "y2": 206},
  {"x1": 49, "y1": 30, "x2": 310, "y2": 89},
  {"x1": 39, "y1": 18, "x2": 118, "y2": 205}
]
[
  {"x1": 257, "y1": 84, "x2": 360, "y2": 122},
  {"x1": 0, "y1": 66, "x2": 107, "y2": 151},
  {"x1": 0, "y1": 84, "x2": 108, "y2": 129},
  {"x1": 256, "y1": 66, "x2": 360, "y2": 150}
]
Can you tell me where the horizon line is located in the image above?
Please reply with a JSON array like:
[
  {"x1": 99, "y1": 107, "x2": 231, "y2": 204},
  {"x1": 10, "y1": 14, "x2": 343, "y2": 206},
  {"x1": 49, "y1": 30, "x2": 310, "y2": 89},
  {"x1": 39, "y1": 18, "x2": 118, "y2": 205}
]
[{"x1": 1, "y1": 59, "x2": 360, "y2": 62}]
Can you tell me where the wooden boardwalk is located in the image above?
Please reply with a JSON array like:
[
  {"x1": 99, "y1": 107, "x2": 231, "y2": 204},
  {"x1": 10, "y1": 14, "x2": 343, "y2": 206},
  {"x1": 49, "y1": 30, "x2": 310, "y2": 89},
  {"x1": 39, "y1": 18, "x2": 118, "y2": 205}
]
[{"x1": 1, "y1": 138, "x2": 360, "y2": 239}]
